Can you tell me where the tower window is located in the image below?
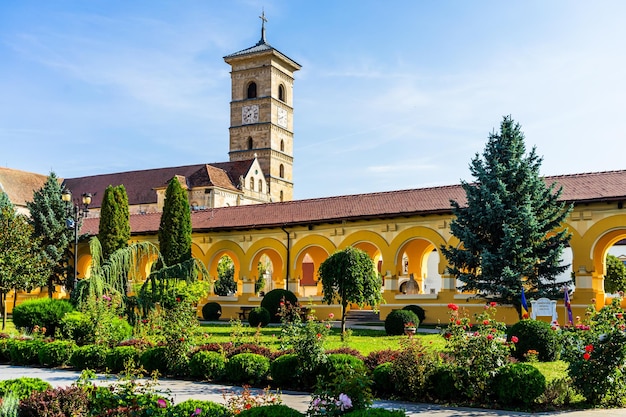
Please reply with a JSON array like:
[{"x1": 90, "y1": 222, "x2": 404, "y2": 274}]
[
  {"x1": 248, "y1": 137, "x2": 254, "y2": 150},
  {"x1": 250, "y1": 177, "x2": 255, "y2": 190},
  {"x1": 278, "y1": 84, "x2": 285, "y2": 101},
  {"x1": 280, "y1": 140, "x2": 285, "y2": 152},
  {"x1": 280, "y1": 190, "x2": 284, "y2": 202},
  {"x1": 279, "y1": 164, "x2": 285, "y2": 178},
  {"x1": 247, "y1": 82, "x2": 257, "y2": 99},
  {"x1": 258, "y1": 179, "x2": 263, "y2": 193}
]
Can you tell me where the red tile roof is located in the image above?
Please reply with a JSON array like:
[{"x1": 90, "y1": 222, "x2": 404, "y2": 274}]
[
  {"x1": 0, "y1": 167, "x2": 52, "y2": 208},
  {"x1": 80, "y1": 170, "x2": 626, "y2": 236},
  {"x1": 63, "y1": 161, "x2": 255, "y2": 209}
]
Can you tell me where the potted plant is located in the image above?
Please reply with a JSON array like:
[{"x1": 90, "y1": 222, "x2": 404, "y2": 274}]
[{"x1": 404, "y1": 322, "x2": 417, "y2": 337}]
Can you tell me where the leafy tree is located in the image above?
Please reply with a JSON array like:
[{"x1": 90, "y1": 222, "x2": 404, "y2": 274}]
[
  {"x1": 214, "y1": 256, "x2": 237, "y2": 296},
  {"x1": 158, "y1": 177, "x2": 192, "y2": 266},
  {"x1": 441, "y1": 116, "x2": 572, "y2": 318},
  {"x1": 0, "y1": 200, "x2": 50, "y2": 329},
  {"x1": 318, "y1": 246, "x2": 383, "y2": 339},
  {"x1": 98, "y1": 185, "x2": 130, "y2": 261},
  {"x1": 26, "y1": 172, "x2": 73, "y2": 297},
  {"x1": 605, "y1": 254, "x2": 626, "y2": 294}
]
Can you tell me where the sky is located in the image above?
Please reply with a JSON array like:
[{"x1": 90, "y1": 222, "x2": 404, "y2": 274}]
[{"x1": 1, "y1": 1, "x2": 625, "y2": 200}]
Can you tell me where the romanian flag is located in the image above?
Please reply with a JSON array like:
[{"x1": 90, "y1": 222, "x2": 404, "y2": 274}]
[
  {"x1": 564, "y1": 286, "x2": 574, "y2": 325},
  {"x1": 521, "y1": 287, "x2": 530, "y2": 319}
]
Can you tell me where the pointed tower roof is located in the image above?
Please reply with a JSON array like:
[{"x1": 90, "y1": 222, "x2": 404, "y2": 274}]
[{"x1": 223, "y1": 11, "x2": 301, "y2": 70}]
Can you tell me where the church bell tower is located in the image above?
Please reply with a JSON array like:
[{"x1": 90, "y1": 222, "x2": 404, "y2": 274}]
[{"x1": 224, "y1": 12, "x2": 301, "y2": 202}]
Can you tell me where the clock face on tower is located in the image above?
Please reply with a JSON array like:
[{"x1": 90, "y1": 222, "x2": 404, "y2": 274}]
[
  {"x1": 242, "y1": 105, "x2": 259, "y2": 124},
  {"x1": 277, "y1": 108, "x2": 287, "y2": 128}
]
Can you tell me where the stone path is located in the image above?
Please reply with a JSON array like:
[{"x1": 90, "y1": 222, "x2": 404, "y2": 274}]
[{"x1": 2, "y1": 365, "x2": 626, "y2": 416}]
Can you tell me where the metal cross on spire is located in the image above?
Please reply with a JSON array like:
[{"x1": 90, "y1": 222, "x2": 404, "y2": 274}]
[{"x1": 259, "y1": 9, "x2": 267, "y2": 43}]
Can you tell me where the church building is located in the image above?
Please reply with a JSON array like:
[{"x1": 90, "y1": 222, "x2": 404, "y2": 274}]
[{"x1": 62, "y1": 13, "x2": 300, "y2": 216}]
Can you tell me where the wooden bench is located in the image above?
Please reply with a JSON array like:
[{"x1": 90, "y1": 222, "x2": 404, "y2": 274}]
[{"x1": 238, "y1": 306, "x2": 254, "y2": 320}]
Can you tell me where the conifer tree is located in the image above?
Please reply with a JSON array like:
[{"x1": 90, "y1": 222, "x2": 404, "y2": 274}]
[
  {"x1": 26, "y1": 172, "x2": 73, "y2": 297},
  {"x1": 158, "y1": 177, "x2": 192, "y2": 266},
  {"x1": 441, "y1": 116, "x2": 572, "y2": 317},
  {"x1": 98, "y1": 185, "x2": 130, "y2": 261}
]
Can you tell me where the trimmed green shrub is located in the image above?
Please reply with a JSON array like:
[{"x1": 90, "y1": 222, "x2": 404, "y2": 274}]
[
  {"x1": 260, "y1": 289, "x2": 298, "y2": 323},
  {"x1": 384, "y1": 309, "x2": 419, "y2": 336},
  {"x1": 344, "y1": 409, "x2": 406, "y2": 417},
  {"x1": 224, "y1": 353, "x2": 270, "y2": 385},
  {"x1": 8, "y1": 340, "x2": 43, "y2": 366},
  {"x1": 12, "y1": 298, "x2": 75, "y2": 336},
  {"x1": 318, "y1": 354, "x2": 368, "y2": 383},
  {"x1": 314, "y1": 354, "x2": 373, "y2": 412},
  {"x1": 248, "y1": 307, "x2": 271, "y2": 328},
  {"x1": 17, "y1": 386, "x2": 89, "y2": 417},
  {"x1": 58, "y1": 311, "x2": 95, "y2": 345},
  {"x1": 189, "y1": 350, "x2": 226, "y2": 381},
  {"x1": 103, "y1": 317, "x2": 133, "y2": 346},
  {"x1": 402, "y1": 304, "x2": 426, "y2": 323},
  {"x1": 173, "y1": 399, "x2": 230, "y2": 417},
  {"x1": 140, "y1": 346, "x2": 169, "y2": 374},
  {"x1": 269, "y1": 353, "x2": 299, "y2": 388},
  {"x1": 202, "y1": 302, "x2": 222, "y2": 321},
  {"x1": 0, "y1": 377, "x2": 51, "y2": 400},
  {"x1": 372, "y1": 362, "x2": 394, "y2": 396},
  {"x1": 69, "y1": 344, "x2": 109, "y2": 370},
  {"x1": 492, "y1": 363, "x2": 546, "y2": 406},
  {"x1": 427, "y1": 364, "x2": 459, "y2": 401},
  {"x1": 106, "y1": 345, "x2": 142, "y2": 373},
  {"x1": 38, "y1": 340, "x2": 77, "y2": 367},
  {"x1": 508, "y1": 319, "x2": 560, "y2": 362},
  {"x1": 237, "y1": 404, "x2": 304, "y2": 417}
]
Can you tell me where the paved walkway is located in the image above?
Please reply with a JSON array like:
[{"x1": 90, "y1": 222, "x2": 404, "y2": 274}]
[{"x1": 1, "y1": 365, "x2": 626, "y2": 416}]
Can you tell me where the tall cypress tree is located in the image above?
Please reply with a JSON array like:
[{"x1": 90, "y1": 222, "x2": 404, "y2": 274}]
[
  {"x1": 441, "y1": 116, "x2": 572, "y2": 317},
  {"x1": 27, "y1": 172, "x2": 73, "y2": 297},
  {"x1": 158, "y1": 177, "x2": 192, "y2": 266},
  {"x1": 98, "y1": 185, "x2": 130, "y2": 261}
]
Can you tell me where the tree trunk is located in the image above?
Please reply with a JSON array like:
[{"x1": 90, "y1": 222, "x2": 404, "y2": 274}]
[
  {"x1": 340, "y1": 302, "x2": 347, "y2": 342},
  {"x1": 1, "y1": 291, "x2": 6, "y2": 331},
  {"x1": 48, "y1": 276, "x2": 54, "y2": 298}
]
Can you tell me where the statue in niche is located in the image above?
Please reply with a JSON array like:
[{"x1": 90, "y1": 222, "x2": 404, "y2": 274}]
[{"x1": 405, "y1": 273, "x2": 419, "y2": 294}]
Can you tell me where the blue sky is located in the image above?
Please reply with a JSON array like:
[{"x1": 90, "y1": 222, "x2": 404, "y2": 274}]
[{"x1": 2, "y1": 1, "x2": 625, "y2": 199}]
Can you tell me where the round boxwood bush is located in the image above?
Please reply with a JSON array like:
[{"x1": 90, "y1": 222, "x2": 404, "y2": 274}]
[
  {"x1": 69, "y1": 344, "x2": 109, "y2": 370},
  {"x1": 140, "y1": 346, "x2": 169, "y2": 374},
  {"x1": 189, "y1": 350, "x2": 226, "y2": 381},
  {"x1": 202, "y1": 302, "x2": 222, "y2": 321},
  {"x1": 224, "y1": 353, "x2": 270, "y2": 385},
  {"x1": 0, "y1": 377, "x2": 51, "y2": 400},
  {"x1": 427, "y1": 365, "x2": 459, "y2": 401},
  {"x1": 105, "y1": 345, "x2": 142, "y2": 373},
  {"x1": 248, "y1": 307, "x2": 271, "y2": 328},
  {"x1": 260, "y1": 289, "x2": 298, "y2": 323},
  {"x1": 58, "y1": 311, "x2": 95, "y2": 345},
  {"x1": 508, "y1": 319, "x2": 561, "y2": 362},
  {"x1": 270, "y1": 353, "x2": 300, "y2": 388},
  {"x1": 237, "y1": 404, "x2": 304, "y2": 417},
  {"x1": 492, "y1": 363, "x2": 546, "y2": 406},
  {"x1": 372, "y1": 362, "x2": 394, "y2": 396},
  {"x1": 402, "y1": 305, "x2": 426, "y2": 323},
  {"x1": 12, "y1": 298, "x2": 75, "y2": 336},
  {"x1": 9, "y1": 340, "x2": 44, "y2": 366},
  {"x1": 173, "y1": 399, "x2": 229, "y2": 417},
  {"x1": 384, "y1": 310, "x2": 419, "y2": 336},
  {"x1": 38, "y1": 340, "x2": 77, "y2": 367}
]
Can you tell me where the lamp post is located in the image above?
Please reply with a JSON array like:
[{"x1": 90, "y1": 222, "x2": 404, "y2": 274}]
[{"x1": 62, "y1": 190, "x2": 92, "y2": 291}]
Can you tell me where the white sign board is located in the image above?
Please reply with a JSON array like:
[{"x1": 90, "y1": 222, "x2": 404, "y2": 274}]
[{"x1": 530, "y1": 298, "x2": 558, "y2": 322}]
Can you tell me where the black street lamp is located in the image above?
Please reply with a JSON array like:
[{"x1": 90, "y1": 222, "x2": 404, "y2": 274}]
[{"x1": 62, "y1": 190, "x2": 92, "y2": 290}]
